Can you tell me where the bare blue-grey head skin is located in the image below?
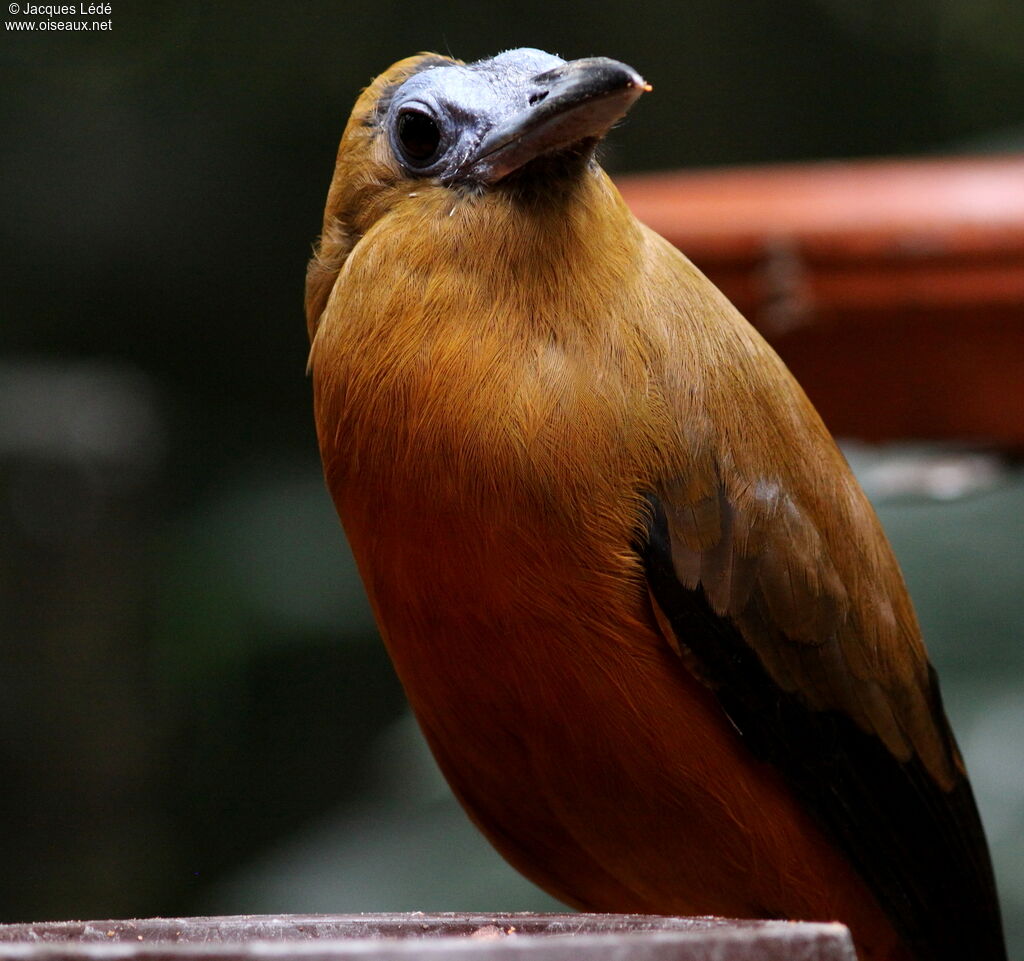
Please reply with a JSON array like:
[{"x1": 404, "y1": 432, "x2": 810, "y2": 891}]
[{"x1": 382, "y1": 48, "x2": 649, "y2": 186}]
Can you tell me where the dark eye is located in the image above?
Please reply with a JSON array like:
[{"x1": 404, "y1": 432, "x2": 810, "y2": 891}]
[{"x1": 396, "y1": 109, "x2": 442, "y2": 166}]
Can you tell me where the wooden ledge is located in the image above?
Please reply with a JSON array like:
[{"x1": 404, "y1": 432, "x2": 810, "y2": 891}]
[{"x1": 0, "y1": 914, "x2": 855, "y2": 961}]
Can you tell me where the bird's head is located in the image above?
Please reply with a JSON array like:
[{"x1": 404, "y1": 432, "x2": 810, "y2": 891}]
[{"x1": 306, "y1": 48, "x2": 649, "y2": 337}]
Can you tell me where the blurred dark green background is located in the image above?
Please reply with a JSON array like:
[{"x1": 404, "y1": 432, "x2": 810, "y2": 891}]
[{"x1": 2, "y1": 0, "x2": 1022, "y2": 955}]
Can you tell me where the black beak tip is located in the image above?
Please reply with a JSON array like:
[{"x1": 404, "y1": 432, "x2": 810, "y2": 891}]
[{"x1": 540, "y1": 56, "x2": 650, "y2": 102}]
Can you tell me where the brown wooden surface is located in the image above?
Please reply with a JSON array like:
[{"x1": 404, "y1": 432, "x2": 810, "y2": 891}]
[
  {"x1": 0, "y1": 914, "x2": 856, "y2": 961},
  {"x1": 616, "y1": 157, "x2": 1024, "y2": 446}
]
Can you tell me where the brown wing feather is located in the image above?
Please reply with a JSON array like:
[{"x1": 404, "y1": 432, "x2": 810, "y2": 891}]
[
  {"x1": 638, "y1": 226, "x2": 1004, "y2": 959},
  {"x1": 641, "y1": 225, "x2": 956, "y2": 788}
]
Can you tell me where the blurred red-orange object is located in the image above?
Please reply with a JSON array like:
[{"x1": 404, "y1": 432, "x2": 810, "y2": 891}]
[{"x1": 617, "y1": 157, "x2": 1024, "y2": 446}]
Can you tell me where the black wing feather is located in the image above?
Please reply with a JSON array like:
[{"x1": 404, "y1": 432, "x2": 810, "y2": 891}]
[{"x1": 641, "y1": 491, "x2": 1006, "y2": 961}]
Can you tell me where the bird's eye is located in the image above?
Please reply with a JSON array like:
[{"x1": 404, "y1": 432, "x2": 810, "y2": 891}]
[{"x1": 396, "y1": 109, "x2": 442, "y2": 166}]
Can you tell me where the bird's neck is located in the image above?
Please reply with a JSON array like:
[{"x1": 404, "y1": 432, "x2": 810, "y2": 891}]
[
  {"x1": 310, "y1": 167, "x2": 657, "y2": 511},
  {"x1": 414, "y1": 166, "x2": 644, "y2": 333}
]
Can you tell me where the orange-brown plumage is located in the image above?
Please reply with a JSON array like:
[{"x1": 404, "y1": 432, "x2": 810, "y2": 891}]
[{"x1": 306, "y1": 51, "x2": 1005, "y2": 961}]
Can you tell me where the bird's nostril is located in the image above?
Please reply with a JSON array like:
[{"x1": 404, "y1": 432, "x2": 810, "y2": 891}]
[{"x1": 528, "y1": 90, "x2": 549, "y2": 106}]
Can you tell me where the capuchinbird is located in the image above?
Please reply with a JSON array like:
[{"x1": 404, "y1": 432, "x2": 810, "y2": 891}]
[{"x1": 305, "y1": 49, "x2": 1006, "y2": 961}]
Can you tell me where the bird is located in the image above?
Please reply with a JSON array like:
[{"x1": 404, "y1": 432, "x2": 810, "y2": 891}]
[{"x1": 304, "y1": 48, "x2": 1006, "y2": 961}]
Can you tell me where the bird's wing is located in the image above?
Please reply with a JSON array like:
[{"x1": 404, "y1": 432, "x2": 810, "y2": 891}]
[{"x1": 638, "y1": 237, "x2": 1004, "y2": 961}]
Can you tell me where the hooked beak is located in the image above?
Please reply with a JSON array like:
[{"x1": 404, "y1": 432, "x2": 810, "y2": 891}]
[{"x1": 467, "y1": 57, "x2": 650, "y2": 184}]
